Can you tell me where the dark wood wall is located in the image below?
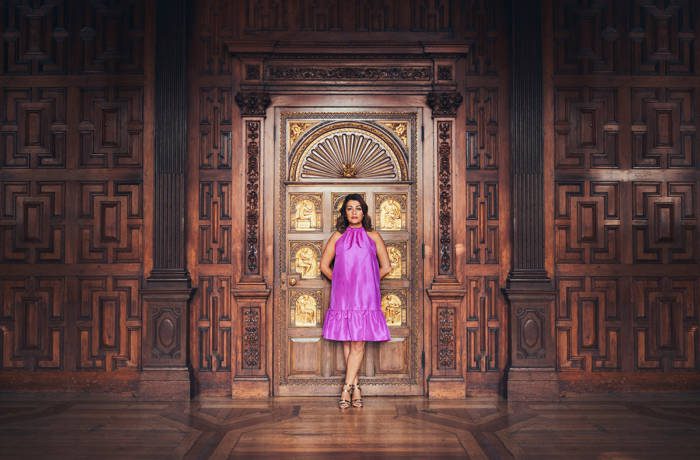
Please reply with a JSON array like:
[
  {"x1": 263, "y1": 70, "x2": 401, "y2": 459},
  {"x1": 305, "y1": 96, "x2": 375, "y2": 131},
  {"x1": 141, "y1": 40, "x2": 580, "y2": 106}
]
[
  {"x1": 545, "y1": 0, "x2": 700, "y2": 393},
  {"x1": 0, "y1": 0, "x2": 151, "y2": 394},
  {"x1": 1, "y1": 0, "x2": 697, "y2": 397}
]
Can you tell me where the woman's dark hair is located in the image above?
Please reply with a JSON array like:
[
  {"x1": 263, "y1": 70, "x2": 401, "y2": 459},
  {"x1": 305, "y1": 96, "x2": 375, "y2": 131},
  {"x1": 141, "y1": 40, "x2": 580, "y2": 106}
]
[{"x1": 335, "y1": 193, "x2": 373, "y2": 232}]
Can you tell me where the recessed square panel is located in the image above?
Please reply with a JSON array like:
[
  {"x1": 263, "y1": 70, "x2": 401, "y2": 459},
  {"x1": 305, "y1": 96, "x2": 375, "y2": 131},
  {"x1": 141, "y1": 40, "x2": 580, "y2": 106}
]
[
  {"x1": 289, "y1": 240, "x2": 323, "y2": 279},
  {"x1": 289, "y1": 193, "x2": 322, "y2": 232},
  {"x1": 289, "y1": 289, "x2": 323, "y2": 327},
  {"x1": 375, "y1": 193, "x2": 407, "y2": 231},
  {"x1": 380, "y1": 289, "x2": 408, "y2": 327},
  {"x1": 385, "y1": 241, "x2": 408, "y2": 280}
]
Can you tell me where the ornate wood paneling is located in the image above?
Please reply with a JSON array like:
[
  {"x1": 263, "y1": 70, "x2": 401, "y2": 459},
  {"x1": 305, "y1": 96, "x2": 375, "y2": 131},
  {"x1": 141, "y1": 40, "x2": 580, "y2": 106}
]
[
  {"x1": 465, "y1": 277, "x2": 502, "y2": 372},
  {"x1": 198, "y1": 180, "x2": 232, "y2": 264},
  {"x1": 548, "y1": 0, "x2": 700, "y2": 388},
  {"x1": 0, "y1": 1, "x2": 148, "y2": 391}
]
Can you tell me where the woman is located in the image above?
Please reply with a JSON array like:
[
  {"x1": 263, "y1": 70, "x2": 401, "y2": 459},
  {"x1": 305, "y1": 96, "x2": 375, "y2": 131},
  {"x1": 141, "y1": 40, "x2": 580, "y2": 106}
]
[{"x1": 320, "y1": 193, "x2": 392, "y2": 409}]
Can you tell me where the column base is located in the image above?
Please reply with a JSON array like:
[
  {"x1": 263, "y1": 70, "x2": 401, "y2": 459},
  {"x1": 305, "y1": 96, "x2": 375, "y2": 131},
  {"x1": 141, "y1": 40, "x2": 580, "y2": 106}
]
[
  {"x1": 232, "y1": 377, "x2": 270, "y2": 399},
  {"x1": 507, "y1": 368, "x2": 559, "y2": 401},
  {"x1": 137, "y1": 368, "x2": 191, "y2": 401},
  {"x1": 428, "y1": 377, "x2": 466, "y2": 399}
]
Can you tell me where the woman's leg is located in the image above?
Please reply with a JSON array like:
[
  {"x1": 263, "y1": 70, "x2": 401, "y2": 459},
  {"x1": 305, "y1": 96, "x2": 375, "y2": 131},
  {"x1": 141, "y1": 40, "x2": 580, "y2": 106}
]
[
  {"x1": 344, "y1": 341, "x2": 365, "y2": 386},
  {"x1": 342, "y1": 342, "x2": 359, "y2": 386}
]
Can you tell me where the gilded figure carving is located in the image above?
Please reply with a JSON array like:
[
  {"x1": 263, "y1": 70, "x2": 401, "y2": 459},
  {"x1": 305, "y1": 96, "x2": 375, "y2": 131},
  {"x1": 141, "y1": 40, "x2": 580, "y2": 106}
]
[
  {"x1": 381, "y1": 293, "x2": 403, "y2": 326},
  {"x1": 293, "y1": 246, "x2": 320, "y2": 279},
  {"x1": 290, "y1": 194, "x2": 322, "y2": 231},
  {"x1": 379, "y1": 198, "x2": 403, "y2": 230},
  {"x1": 294, "y1": 294, "x2": 318, "y2": 327},
  {"x1": 380, "y1": 121, "x2": 408, "y2": 147},
  {"x1": 387, "y1": 245, "x2": 403, "y2": 279}
]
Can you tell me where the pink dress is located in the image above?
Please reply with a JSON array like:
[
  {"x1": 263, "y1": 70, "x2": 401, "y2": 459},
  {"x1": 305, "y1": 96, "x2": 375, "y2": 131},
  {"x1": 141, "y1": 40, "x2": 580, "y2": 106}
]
[{"x1": 322, "y1": 226, "x2": 391, "y2": 342}]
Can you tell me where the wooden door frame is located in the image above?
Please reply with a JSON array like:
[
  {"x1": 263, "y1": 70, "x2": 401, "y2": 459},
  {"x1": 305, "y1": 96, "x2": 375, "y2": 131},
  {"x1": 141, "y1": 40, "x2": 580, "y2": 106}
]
[
  {"x1": 229, "y1": 41, "x2": 469, "y2": 398},
  {"x1": 268, "y1": 99, "x2": 427, "y2": 396}
]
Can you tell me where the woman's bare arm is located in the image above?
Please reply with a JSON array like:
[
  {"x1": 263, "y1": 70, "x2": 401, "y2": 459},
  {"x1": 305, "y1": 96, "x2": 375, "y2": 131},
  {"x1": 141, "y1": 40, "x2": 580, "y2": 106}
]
[
  {"x1": 320, "y1": 231, "x2": 341, "y2": 280},
  {"x1": 369, "y1": 231, "x2": 391, "y2": 279}
]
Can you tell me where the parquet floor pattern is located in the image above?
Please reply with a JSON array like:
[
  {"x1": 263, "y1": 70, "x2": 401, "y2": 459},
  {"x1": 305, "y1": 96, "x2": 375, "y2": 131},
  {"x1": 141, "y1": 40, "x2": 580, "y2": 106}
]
[{"x1": 1, "y1": 396, "x2": 699, "y2": 459}]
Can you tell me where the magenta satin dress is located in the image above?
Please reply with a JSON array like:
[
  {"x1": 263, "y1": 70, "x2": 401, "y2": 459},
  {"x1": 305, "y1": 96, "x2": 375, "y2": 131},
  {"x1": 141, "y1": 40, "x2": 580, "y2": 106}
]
[{"x1": 322, "y1": 226, "x2": 391, "y2": 342}]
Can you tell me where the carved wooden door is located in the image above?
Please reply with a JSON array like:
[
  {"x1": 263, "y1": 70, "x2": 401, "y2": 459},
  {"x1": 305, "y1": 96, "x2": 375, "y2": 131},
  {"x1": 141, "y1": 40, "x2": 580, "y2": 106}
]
[{"x1": 274, "y1": 111, "x2": 423, "y2": 396}]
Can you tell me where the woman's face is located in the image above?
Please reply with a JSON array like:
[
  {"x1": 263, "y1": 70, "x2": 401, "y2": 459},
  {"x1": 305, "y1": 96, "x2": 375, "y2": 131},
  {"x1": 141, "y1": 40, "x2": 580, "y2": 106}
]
[{"x1": 345, "y1": 200, "x2": 364, "y2": 226}]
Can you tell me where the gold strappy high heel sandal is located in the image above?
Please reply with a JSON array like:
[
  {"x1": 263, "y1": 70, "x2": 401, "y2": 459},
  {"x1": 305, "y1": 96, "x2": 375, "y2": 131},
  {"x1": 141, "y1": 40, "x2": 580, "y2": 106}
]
[
  {"x1": 351, "y1": 383, "x2": 363, "y2": 408},
  {"x1": 338, "y1": 384, "x2": 352, "y2": 409}
]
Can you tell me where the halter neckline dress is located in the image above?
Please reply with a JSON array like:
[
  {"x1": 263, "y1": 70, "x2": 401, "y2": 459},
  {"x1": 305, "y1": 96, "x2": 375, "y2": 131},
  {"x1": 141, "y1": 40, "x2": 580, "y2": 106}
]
[{"x1": 322, "y1": 226, "x2": 391, "y2": 342}]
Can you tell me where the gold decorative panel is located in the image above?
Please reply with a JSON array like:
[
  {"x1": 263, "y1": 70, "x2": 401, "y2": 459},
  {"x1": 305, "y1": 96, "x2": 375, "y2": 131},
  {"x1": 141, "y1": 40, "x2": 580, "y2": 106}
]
[
  {"x1": 288, "y1": 121, "x2": 317, "y2": 147},
  {"x1": 375, "y1": 193, "x2": 407, "y2": 231},
  {"x1": 290, "y1": 289, "x2": 322, "y2": 327},
  {"x1": 378, "y1": 121, "x2": 409, "y2": 147},
  {"x1": 386, "y1": 241, "x2": 407, "y2": 279},
  {"x1": 289, "y1": 241, "x2": 322, "y2": 279},
  {"x1": 332, "y1": 192, "x2": 367, "y2": 214},
  {"x1": 381, "y1": 290, "x2": 407, "y2": 327},
  {"x1": 289, "y1": 193, "x2": 322, "y2": 232}
]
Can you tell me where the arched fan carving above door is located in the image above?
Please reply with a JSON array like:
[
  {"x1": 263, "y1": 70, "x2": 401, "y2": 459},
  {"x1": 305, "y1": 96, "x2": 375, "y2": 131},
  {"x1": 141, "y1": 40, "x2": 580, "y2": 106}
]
[{"x1": 288, "y1": 121, "x2": 408, "y2": 182}]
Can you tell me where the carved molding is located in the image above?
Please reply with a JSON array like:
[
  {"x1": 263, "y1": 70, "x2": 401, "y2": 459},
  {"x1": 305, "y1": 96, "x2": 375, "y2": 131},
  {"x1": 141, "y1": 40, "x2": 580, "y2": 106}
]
[
  {"x1": 427, "y1": 92, "x2": 463, "y2": 118},
  {"x1": 437, "y1": 121, "x2": 454, "y2": 276},
  {"x1": 235, "y1": 92, "x2": 271, "y2": 117},
  {"x1": 266, "y1": 65, "x2": 432, "y2": 81}
]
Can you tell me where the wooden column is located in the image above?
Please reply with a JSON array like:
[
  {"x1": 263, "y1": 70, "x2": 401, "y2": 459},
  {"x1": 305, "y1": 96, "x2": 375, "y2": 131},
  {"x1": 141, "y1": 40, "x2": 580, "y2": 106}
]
[
  {"x1": 232, "y1": 92, "x2": 271, "y2": 398},
  {"x1": 426, "y1": 91, "x2": 467, "y2": 399},
  {"x1": 140, "y1": 0, "x2": 193, "y2": 400},
  {"x1": 503, "y1": 0, "x2": 557, "y2": 401}
]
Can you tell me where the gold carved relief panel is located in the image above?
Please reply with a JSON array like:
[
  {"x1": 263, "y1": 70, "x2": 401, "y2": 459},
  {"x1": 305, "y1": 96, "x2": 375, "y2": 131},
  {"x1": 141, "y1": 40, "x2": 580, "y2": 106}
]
[
  {"x1": 381, "y1": 289, "x2": 408, "y2": 327},
  {"x1": 375, "y1": 193, "x2": 407, "y2": 231},
  {"x1": 385, "y1": 241, "x2": 407, "y2": 280},
  {"x1": 289, "y1": 193, "x2": 322, "y2": 232},
  {"x1": 289, "y1": 289, "x2": 323, "y2": 327},
  {"x1": 289, "y1": 241, "x2": 322, "y2": 279}
]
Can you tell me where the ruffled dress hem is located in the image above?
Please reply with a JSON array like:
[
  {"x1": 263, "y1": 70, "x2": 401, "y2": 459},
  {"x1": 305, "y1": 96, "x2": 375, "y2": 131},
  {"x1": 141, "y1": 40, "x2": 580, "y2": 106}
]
[{"x1": 322, "y1": 308, "x2": 391, "y2": 342}]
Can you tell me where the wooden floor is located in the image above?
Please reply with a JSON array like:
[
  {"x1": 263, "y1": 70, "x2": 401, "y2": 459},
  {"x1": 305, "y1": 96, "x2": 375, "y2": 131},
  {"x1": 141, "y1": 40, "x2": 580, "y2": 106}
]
[{"x1": 1, "y1": 395, "x2": 699, "y2": 459}]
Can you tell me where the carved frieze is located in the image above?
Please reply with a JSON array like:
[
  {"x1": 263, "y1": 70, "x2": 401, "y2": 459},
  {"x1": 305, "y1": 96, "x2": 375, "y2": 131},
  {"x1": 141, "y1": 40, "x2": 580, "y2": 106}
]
[{"x1": 267, "y1": 65, "x2": 432, "y2": 81}]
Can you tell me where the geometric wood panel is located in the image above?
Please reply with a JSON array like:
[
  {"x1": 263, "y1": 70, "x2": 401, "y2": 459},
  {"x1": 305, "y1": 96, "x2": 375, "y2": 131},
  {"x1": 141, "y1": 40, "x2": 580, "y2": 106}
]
[
  {"x1": 196, "y1": 276, "x2": 232, "y2": 371},
  {"x1": 0, "y1": 181, "x2": 65, "y2": 263},
  {"x1": 465, "y1": 88, "x2": 499, "y2": 169},
  {"x1": 555, "y1": 181, "x2": 620, "y2": 264},
  {"x1": 198, "y1": 181, "x2": 232, "y2": 264},
  {"x1": 77, "y1": 276, "x2": 141, "y2": 370},
  {"x1": 0, "y1": 276, "x2": 65, "y2": 370},
  {"x1": 631, "y1": 277, "x2": 698, "y2": 371},
  {"x1": 554, "y1": 87, "x2": 619, "y2": 169},
  {"x1": 465, "y1": 277, "x2": 503, "y2": 372},
  {"x1": 1, "y1": 88, "x2": 67, "y2": 168},
  {"x1": 632, "y1": 181, "x2": 696, "y2": 264},
  {"x1": 78, "y1": 181, "x2": 143, "y2": 263},
  {"x1": 631, "y1": 88, "x2": 696, "y2": 168},
  {"x1": 79, "y1": 87, "x2": 144, "y2": 168},
  {"x1": 198, "y1": 87, "x2": 233, "y2": 169},
  {"x1": 466, "y1": 182, "x2": 499, "y2": 264},
  {"x1": 553, "y1": 0, "x2": 622, "y2": 74},
  {"x1": 630, "y1": 1, "x2": 696, "y2": 75},
  {"x1": 557, "y1": 277, "x2": 622, "y2": 371}
]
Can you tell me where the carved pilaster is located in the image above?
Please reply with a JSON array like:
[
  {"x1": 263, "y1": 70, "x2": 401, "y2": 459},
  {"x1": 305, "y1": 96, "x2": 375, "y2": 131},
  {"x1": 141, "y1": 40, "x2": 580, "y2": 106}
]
[
  {"x1": 437, "y1": 121, "x2": 455, "y2": 277},
  {"x1": 141, "y1": 0, "x2": 193, "y2": 400},
  {"x1": 233, "y1": 92, "x2": 271, "y2": 398},
  {"x1": 244, "y1": 120, "x2": 262, "y2": 277},
  {"x1": 504, "y1": 0, "x2": 557, "y2": 401}
]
